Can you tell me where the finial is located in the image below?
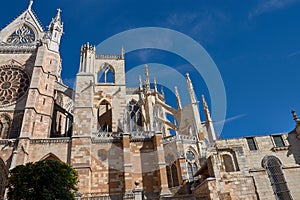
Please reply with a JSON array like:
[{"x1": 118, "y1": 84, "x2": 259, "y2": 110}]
[
  {"x1": 202, "y1": 94, "x2": 208, "y2": 109},
  {"x1": 121, "y1": 46, "x2": 125, "y2": 59},
  {"x1": 186, "y1": 72, "x2": 190, "y2": 79},
  {"x1": 28, "y1": 0, "x2": 33, "y2": 10},
  {"x1": 292, "y1": 110, "x2": 299, "y2": 123},
  {"x1": 186, "y1": 72, "x2": 197, "y2": 104},
  {"x1": 175, "y1": 86, "x2": 182, "y2": 109},
  {"x1": 154, "y1": 78, "x2": 158, "y2": 92},
  {"x1": 161, "y1": 86, "x2": 165, "y2": 97}
]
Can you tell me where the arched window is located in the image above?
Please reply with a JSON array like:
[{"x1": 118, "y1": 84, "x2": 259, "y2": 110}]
[
  {"x1": 262, "y1": 156, "x2": 292, "y2": 200},
  {"x1": 171, "y1": 164, "x2": 179, "y2": 186},
  {"x1": 127, "y1": 100, "x2": 143, "y2": 131},
  {"x1": 166, "y1": 163, "x2": 180, "y2": 188},
  {"x1": 186, "y1": 150, "x2": 199, "y2": 182},
  {"x1": 223, "y1": 154, "x2": 235, "y2": 172},
  {"x1": 40, "y1": 153, "x2": 61, "y2": 162},
  {"x1": 97, "y1": 65, "x2": 115, "y2": 83},
  {"x1": 98, "y1": 100, "x2": 112, "y2": 132}
]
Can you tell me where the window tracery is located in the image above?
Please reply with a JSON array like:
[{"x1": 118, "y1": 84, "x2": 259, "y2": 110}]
[
  {"x1": 0, "y1": 66, "x2": 30, "y2": 106},
  {"x1": 262, "y1": 156, "x2": 292, "y2": 200},
  {"x1": 97, "y1": 65, "x2": 115, "y2": 83},
  {"x1": 6, "y1": 25, "x2": 35, "y2": 44},
  {"x1": 127, "y1": 100, "x2": 143, "y2": 131},
  {"x1": 186, "y1": 150, "x2": 199, "y2": 182}
]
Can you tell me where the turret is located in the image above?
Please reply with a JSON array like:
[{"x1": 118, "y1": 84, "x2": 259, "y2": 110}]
[
  {"x1": 79, "y1": 42, "x2": 96, "y2": 73},
  {"x1": 47, "y1": 8, "x2": 63, "y2": 52}
]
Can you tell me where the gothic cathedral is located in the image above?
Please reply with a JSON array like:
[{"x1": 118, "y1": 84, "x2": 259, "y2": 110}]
[{"x1": 0, "y1": 2, "x2": 299, "y2": 200}]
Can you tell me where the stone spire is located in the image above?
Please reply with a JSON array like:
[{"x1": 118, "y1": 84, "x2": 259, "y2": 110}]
[
  {"x1": 202, "y1": 95, "x2": 216, "y2": 142},
  {"x1": 186, "y1": 73, "x2": 197, "y2": 104},
  {"x1": 139, "y1": 75, "x2": 143, "y2": 90},
  {"x1": 28, "y1": 0, "x2": 33, "y2": 10},
  {"x1": 161, "y1": 86, "x2": 165, "y2": 98},
  {"x1": 144, "y1": 64, "x2": 150, "y2": 90},
  {"x1": 47, "y1": 8, "x2": 63, "y2": 52},
  {"x1": 174, "y1": 86, "x2": 182, "y2": 110},
  {"x1": 154, "y1": 78, "x2": 158, "y2": 92}
]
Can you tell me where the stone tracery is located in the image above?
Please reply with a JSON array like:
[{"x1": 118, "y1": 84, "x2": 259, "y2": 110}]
[
  {"x1": 0, "y1": 66, "x2": 30, "y2": 106},
  {"x1": 6, "y1": 25, "x2": 35, "y2": 45}
]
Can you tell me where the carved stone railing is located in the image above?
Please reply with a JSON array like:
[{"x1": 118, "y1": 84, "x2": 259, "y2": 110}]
[
  {"x1": 129, "y1": 131, "x2": 155, "y2": 142},
  {"x1": 30, "y1": 138, "x2": 70, "y2": 144},
  {"x1": 163, "y1": 134, "x2": 197, "y2": 144},
  {"x1": 92, "y1": 132, "x2": 122, "y2": 143},
  {"x1": 92, "y1": 131, "x2": 157, "y2": 143},
  {"x1": 0, "y1": 43, "x2": 38, "y2": 53},
  {"x1": 95, "y1": 54, "x2": 122, "y2": 60}
]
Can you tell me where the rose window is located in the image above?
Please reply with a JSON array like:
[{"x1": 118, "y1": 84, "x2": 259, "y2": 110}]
[{"x1": 0, "y1": 67, "x2": 30, "y2": 106}]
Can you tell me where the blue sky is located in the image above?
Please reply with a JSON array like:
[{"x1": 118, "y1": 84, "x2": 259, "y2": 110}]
[{"x1": 1, "y1": 0, "x2": 300, "y2": 138}]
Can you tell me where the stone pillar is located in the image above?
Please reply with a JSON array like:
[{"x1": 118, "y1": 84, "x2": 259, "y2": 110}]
[
  {"x1": 123, "y1": 132, "x2": 133, "y2": 198},
  {"x1": 154, "y1": 132, "x2": 172, "y2": 197}
]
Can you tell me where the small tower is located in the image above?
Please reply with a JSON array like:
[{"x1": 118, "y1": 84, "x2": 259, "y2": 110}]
[
  {"x1": 79, "y1": 43, "x2": 96, "y2": 73},
  {"x1": 47, "y1": 8, "x2": 64, "y2": 52}
]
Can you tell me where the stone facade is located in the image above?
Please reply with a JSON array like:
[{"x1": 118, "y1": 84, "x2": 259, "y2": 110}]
[{"x1": 0, "y1": 2, "x2": 299, "y2": 200}]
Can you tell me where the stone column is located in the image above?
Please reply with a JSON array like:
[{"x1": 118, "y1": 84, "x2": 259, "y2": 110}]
[{"x1": 154, "y1": 132, "x2": 172, "y2": 197}]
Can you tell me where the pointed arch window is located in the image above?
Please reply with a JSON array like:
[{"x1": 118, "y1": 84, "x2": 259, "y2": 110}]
[
  {"x1": 98, "y1": 100, "x2": 112, "y2": 132},
  {"x1": 127, "y1": 100, "x2": 143, "y2": 131},
  {"x1": 166, "y1": 163, "x2": 179, "y2": 188},
  {"x1": 186, "y1": 150, "x2": 199, "y2": 182},
  {"x1": 6, "y1": 25, "x2": 35, "y2": 44},
  {"x1": 97, "y1": 65, "x2": 115, "y2": 83},
  {"x1": 262, "y1": 156, "x2": 293, "y2": 200}
]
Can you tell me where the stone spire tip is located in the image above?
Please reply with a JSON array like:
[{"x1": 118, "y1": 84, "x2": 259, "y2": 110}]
[{"x1": 28, "y1": 0, "x2": 33, "y2": 10}]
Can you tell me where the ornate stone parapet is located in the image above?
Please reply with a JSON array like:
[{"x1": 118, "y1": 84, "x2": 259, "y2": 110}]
[{"x1": 0, "y1": 43, "x2": 38, "y2": 53}]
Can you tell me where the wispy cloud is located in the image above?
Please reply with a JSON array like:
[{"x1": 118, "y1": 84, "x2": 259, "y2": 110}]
[
  {"x1": 287, "y1": 50, "x2": 300, "y2": 57},
  {"x1": 249, "y1": 0, "x2": 300, "y2": 19},
  {"x1": 214, "y1": 114, "x2": 247, "y2": 125},
  {"x1": 162, "y1": 10, "x2": 230, "y2": 43}
]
